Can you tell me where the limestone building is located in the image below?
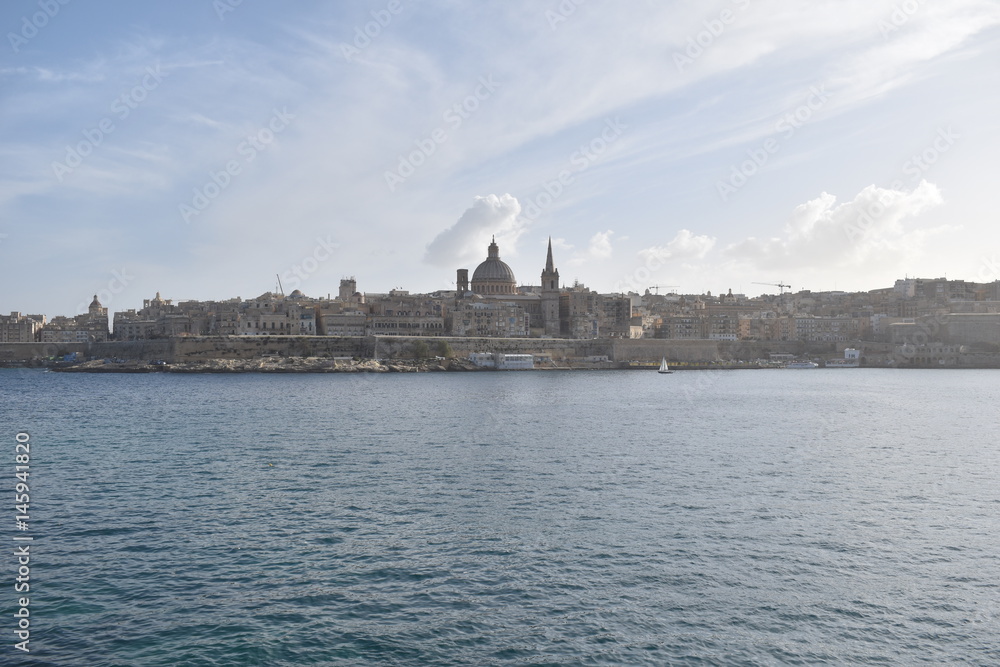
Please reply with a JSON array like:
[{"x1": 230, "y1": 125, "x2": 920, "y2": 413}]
[
  {"x1": 0, "y1": 312, "x2": 45, "y2": 342},
  {"x1": 40, "y1": 295, "x2": 109, "y2": 342}
]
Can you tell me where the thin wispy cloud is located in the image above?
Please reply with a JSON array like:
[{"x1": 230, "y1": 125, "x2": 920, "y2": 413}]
[{"x1": 0, "y1": 0, "x2": 997, "y2": 314}]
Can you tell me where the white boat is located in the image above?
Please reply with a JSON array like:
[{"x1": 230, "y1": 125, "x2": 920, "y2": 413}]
[
  {"x1": 785, "y1": 361, "x2": 818, "y2": 369},
  {"x1": 658, "y1": 356, "x2": 673, "y2": 374}
]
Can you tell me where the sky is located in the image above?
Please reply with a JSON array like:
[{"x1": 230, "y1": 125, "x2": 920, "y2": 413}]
[{"x1": 2, "y1": 0, "x2": 999, "y2": 318}]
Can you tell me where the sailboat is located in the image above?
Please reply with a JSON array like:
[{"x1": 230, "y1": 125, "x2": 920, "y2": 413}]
[{"x1": 658, "y1": 356, "x2": 672, "y2": 374}]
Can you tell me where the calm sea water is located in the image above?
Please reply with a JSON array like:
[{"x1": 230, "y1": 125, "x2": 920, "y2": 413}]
[{"x1": 1, "y1": 368, "x2": 998, "y2": 665}]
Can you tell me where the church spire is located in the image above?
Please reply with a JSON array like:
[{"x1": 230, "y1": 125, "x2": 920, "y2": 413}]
[{"x1": 541, "y1": 236, "x2": 561, "y2": 335}]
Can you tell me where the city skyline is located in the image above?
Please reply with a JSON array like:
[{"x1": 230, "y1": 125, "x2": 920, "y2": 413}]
[
  {"x1": 3, "y1": 232, "x2": 1000, "y2": 320},
  {"x1": 2, "y1": 1, "x2": 999, "y2": 317}
]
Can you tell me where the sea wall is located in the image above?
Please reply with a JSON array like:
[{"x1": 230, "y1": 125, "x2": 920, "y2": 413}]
[
  {"x1": 0, "y1": 336, "x2": 844, "y2": 364},
  {"x1": 371, "y1": 335, "x2": 612, "y2": 360},
  {"x1": 0, "y1": 342, "x2": 87, "y2": 361},
  {"x1": 0, "y1": 340, "x2": 175, "y2": 362},
  {"x1": 612, "y1": 339, "x2": 808, "y2": 362},
  {"x1": 170, "y1": 336, "x2": 369, "y2": 361}
]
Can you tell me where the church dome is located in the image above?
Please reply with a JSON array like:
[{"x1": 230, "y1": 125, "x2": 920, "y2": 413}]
[
  {"x1": 472, "y1": 257, "x2": 516, "y2": 283},
  {"x1": 470, "y1": 237, "x2": 517, "y2": 295}
]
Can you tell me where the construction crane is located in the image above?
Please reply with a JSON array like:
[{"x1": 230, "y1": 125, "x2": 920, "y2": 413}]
[
  {"x1": 649, "y1": 285, "x2": 679, "y2": 295},
  {"x1": 752, "y1": 281, "x2": 791, "y2": 295}
]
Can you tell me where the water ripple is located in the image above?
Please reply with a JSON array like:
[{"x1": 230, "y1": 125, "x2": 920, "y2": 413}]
[{"x1": 2, "y1": 369, "x2": 999, "y2": 664}]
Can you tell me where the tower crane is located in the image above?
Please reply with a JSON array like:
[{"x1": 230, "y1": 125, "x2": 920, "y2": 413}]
[
  {"x1": 649, "y1": 285, "x2": 679, "y2": 295},
  {"x1": 752, "y1": 281, "x2": 791, "y2": 295}
]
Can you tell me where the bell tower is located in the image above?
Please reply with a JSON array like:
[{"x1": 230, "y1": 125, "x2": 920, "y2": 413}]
[{"x1": 541, "y1": 237, "x2": 560, "y2": 336}]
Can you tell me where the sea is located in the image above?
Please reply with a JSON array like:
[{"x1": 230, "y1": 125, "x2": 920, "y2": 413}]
[{"x1": 1, "y1": 367, "x2": 998, "y2": 666}]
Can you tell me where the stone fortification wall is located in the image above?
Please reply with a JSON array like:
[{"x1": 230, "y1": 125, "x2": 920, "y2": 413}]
[
  {"x1": 171, "y1": 336, "x2": 369, "y2": 361},
  {"x1": 2, "y1": 336, "x2": 816, "y2": 363},
  {"x1": 945, "y1": 314, "x2": 1000, "y2": 345},
  {"x1": 372, "y1": 335, "x2": 612, "y2": 360},
  {"x1": 97, "y1": 340, "x2": 173, "y2": 360},
  {"x1": 0, "y1": 340, "x2": 172, "y2": 361},
  {"x1": 613, "y1": 339, "x2": 721, "y2": 362},
  {"x1": 224, "y1": 336, "x2": 810, "y2": 363},
  {"x1": 612, "y1": 339, "x2": 808, "y2": 362},
  {"x1": 0, "y1": 342, "x2": 88, "y2": 361}
]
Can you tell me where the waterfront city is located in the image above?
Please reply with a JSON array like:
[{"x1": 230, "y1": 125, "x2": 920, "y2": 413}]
[{"x1": 3, "y1": 238, "x2": 1000, "y2": 370}]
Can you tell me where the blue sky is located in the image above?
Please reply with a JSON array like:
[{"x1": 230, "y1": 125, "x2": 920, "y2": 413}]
[{"x1": 2, "y1": 0, "x2": 999, "y2": 317}]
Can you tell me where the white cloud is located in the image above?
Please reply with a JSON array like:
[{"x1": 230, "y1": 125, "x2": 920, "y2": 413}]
[
  {"x1": 567, "y1": 229, "x2": 614, "y2": 265},
  {"x1": 550, "y1": 237, "x2": 573, "y2": 252},
  {"x1": 638, "y1": 229, "x2": 716, "y2": 263},
  {"x1": 586, "y1": 230, "x2": 614, "y2": 259},
  {"x1": 423, "y1": 193, "x2": 523, "y2": 267},
  {"x1": 725, "y1": 180, "x2": 948, "y2": 270}
]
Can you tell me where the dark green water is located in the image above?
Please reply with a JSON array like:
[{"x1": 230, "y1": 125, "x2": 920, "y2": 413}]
[{"x1": 2, "y1": 368, "x2": 998, "y2": 665}]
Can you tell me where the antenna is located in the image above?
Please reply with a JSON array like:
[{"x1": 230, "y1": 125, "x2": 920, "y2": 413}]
[{"x1": 276, "y1": 274, "x2": 284, "y2": 296}]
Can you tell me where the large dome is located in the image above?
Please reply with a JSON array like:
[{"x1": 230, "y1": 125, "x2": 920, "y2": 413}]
[
  {"x1": 472, "y1": 258, "x2": 516, "y2": 282},
  {"x1": 470, "y1": 237, "x2": 517, "y2": 295}
]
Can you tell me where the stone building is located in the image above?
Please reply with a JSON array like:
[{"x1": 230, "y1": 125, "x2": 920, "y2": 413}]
[
  {"x1": 366, "y1": 291, "x2": 447, "y2": 336},
  {"x1": 40, "y1": 295, "x2": 109, "y2": 342},
  {"x1": 450, "y1": 299, "x2": 529, "y2": 337},
  {"x1": 114, "y1": 292, "x2": 201, "y2": 339},
  {"x1": 239, "y1": 293, "x2": 315, "y2": 335},
  {"x1": 0, "y1": 312, "x2": 46, "y2": 342}
]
